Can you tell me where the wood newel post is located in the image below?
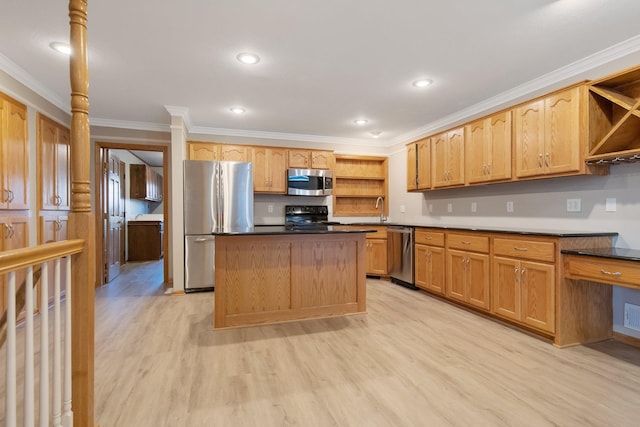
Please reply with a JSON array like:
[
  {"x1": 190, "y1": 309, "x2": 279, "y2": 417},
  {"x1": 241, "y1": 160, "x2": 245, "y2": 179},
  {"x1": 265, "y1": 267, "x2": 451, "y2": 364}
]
[{"x1": 68, "y1": 1, "x2": 96, "y2": 426}]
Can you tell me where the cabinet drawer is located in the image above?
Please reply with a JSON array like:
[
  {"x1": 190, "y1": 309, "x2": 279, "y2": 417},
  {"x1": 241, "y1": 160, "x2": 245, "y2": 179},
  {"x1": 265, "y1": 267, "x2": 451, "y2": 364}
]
[
  {"x1": 447, "y1": 233, "x2": 489, "y2": 253},
  {"x1": 365, "y1": 226, "x2": 387, "y2": 239},
  {"x1": 493, "y1": 238, "x2": 555, "y2": 262},
  {"x1": 565, "y1": 255, "x2": 640, "y2": 289},
  {"x1": 415, "y1": 229, "x2": 444, "y2": 246}
]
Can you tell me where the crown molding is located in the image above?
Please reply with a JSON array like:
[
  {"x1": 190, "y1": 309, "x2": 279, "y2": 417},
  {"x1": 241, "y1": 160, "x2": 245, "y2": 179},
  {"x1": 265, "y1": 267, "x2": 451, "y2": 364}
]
[
  {"x1": 164, "y1": 105, "x2": 193, "y2": 130},
  {"x1": 187, "y1": 125, "x2": 386, "y2": 147},
  {"x1": 0, "y1": 52, "x2": 69, "y2": 112},
  {"x1": 90, "y1": 117, "x2": 170, "y2": 132},
  {"x1": 390, "y1": 34, "x2": 640, "y2": 146}
]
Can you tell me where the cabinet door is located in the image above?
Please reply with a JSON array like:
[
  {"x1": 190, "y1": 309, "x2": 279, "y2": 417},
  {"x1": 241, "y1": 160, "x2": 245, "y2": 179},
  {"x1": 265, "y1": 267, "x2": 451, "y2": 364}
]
[
  {"x1": 367, "y1": 238, "x2": 387, "y2": 275},
  {"x1": 39, "y1": 116, "x2": 58, "y2": 210},
  {"x1": 446, "y1": 249, "x2": 467, "y2": 302},
  {"x1": 465, "y1": 119, "x2": 487, "y2": 184},
  {"x1": 3, "y1": 100, "x2": 29, "y2": 209},
  {"x1": 427, "y1": 245, "x2": 445, "y2": 295},
  {"x1": 514, "y1": 99, "x2": 545, "y2": 178},
  {"x1": 251, "y1": 147, "x2": 270, "y2": 192},
  {"x1": 219, "y1": 144, "x2": 247, "y2": 161},
  {"x1": 417, "y1": 138, "x2": 431, "y2": 190},
  {"x1": 545, "y1": 87, "x2": 581, "y2": 175},
  {"x1": 414, "y1": 244, "x2": 428, "y2": 289},
  {"x1": 487, "y1": 111, "x2": 512, "y2": 181},
  {"x1": 432, "y1": 132, "x2": 448, "y2": 187},
  {"x1": 491, "y1": 256, "x2": 521, "y2": 321},
  {"x1": 311, "y1": 151, "x2": 332, "y2": 169},
  {"x1": 0, "y1": 216, "x2": 29, "y2": 313},
  {"x1": 406, "y1": 143, "x2": 417, "y2": 191},
  {"x1": 189, "y1": 142, "x2": 218, "y2": 160},
  {"x1": 56, "y1": 127, "x2": 71, "y2": 210},
  {"x1": 521, "y1": 260, "x2": 555, "y2": 333},
  {"x1": 467, "y1": 252, "x2": 490, "y2": 311},
  {"x1": 268, "y1": 148, "x2": 287, "y2": 193},
  {"x1": 447, "y1": 128, "x2": 465, "y2": 186},
  {"x1": 288, "y1": 149, "x2": 310, "y2": 168}
]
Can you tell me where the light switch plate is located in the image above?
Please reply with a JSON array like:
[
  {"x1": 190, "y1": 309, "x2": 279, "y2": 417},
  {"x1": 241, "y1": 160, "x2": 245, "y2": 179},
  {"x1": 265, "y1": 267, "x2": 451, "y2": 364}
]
[
  {"x1": 400, "y1": 204, "x2": 406, "y2": 213},
  {"x1": 471, "y1": 202, "x2": 477, "y2": 213},
  {"x1": 567, "y1": 198, "x2": 581, "y2": 212},
  {"x1": 447, "y1": 203, "x2": 453, "y2": 213},
  {"x1": 506, "y1": 201, "x2": 514, "y2": 213}
]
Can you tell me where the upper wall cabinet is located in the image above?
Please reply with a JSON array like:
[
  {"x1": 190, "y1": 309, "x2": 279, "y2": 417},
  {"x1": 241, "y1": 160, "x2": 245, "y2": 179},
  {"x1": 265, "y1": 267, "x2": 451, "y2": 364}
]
[
  {"x1": 0, "y1": 92, "x2": 28, "y2": 210},
  {"x1": 432, "y1": 127, "x2": 464, "y2": 188},
  {"x1": 587, "y1": 65, "x2": 640, "y2": 163},
  {"x1": 38, "y1": 114, "x2": 70, "y2": 211},
  {"x1": 514, "y1": 87, "x2": 582, "y2": 178},
  {"x1": 189, "y1": 142, "x2": 219, "y2": 160},
  {"x1": 130, "y1": 164, "x2": 163, "y2": 202},
  {"x1": 251, "y1": 147, "x2": 287, "y2": 194},
  {"x1": 406, "y1": 137, "x2": 431, "y2": 191},
  {"x1": 288, "y1": 149, "x2": 333, "y2": 169},
  {"x1": 465, "y1": 111, "x2": 511, "y2": 184}
]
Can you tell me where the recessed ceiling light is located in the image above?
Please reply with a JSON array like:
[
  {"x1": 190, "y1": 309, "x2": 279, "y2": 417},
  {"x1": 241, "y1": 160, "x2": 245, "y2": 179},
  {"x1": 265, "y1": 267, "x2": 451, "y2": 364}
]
[
  {"x1": 412, "y1": 79, "x2": 433, "y2": 88},
  {"x1": 370, "y1": 131, "x2": 382, "y2": 138},
  {"x1": 50, "y1": 41, "x2": 71, "y2": 55},
  {"x1": 230, "y1": 107, "x2": 246, "y2": 114},
  {"x1": 236, "y1": 53, "x2": 260, "y2": 65},
  {"x1": 354, "y1": 119, "x2": 368, "y2": 125}
]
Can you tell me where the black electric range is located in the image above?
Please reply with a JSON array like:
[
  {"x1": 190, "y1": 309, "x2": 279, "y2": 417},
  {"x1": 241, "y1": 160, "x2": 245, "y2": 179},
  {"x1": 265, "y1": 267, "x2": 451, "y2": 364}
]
[{"x1": 284, "y1": 205, "x2": 340, "y2": 229}]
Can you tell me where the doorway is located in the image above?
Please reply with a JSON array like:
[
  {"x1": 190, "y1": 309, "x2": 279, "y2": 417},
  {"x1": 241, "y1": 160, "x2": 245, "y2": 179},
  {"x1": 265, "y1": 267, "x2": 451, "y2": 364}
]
[{"x1": 95, "y1": 141, "x2": 170, "y2": 288}]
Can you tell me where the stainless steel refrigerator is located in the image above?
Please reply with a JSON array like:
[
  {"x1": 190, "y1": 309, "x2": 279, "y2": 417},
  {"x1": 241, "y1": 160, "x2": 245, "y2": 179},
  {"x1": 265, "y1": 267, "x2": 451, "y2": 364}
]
[{"x1": 183, "y1": 160, "x2": 254, "y2": 292}]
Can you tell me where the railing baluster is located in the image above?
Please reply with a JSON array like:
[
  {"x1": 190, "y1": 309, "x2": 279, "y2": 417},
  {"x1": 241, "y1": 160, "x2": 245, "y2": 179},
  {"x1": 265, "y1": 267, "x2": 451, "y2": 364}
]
[
  {"x1": 53, "y1": 258, "x2": 62, "y2": 427},
  {"x1": 40, "y1": 262, "x2": 50, "y2": 427},
  {"x1": 25, "y1": 266, "x2": 35, "y2": 427},
  {"x1": 6, "y1": 271, "x2": 17, "y2": 427},
  {"x1": 62, "y1": 256, "x2": 73, "y2": 427}
]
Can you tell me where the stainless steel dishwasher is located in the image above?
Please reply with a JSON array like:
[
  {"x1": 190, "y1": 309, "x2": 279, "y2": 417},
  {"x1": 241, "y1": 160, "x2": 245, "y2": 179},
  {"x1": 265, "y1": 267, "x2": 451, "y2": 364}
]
[{"x1": 387, "y1": 226, "x2": 418, "y2": 290}]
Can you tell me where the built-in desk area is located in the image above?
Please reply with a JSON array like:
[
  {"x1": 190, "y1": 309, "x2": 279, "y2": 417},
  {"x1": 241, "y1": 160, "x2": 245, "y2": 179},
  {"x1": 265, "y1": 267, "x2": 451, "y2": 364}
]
[{"x1": 563, "y1": 248, "x2": 640, "y2": 289}]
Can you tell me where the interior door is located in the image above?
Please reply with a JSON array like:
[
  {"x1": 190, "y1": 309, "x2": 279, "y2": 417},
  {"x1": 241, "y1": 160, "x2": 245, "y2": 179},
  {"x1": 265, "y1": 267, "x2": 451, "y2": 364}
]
[{"x1": 104, "y1": 150, "x2": 124, "y2": 282}]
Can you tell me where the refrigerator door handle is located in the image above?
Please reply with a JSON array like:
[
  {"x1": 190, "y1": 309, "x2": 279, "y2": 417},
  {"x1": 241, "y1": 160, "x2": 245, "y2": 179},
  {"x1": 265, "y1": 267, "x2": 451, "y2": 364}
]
[{"x1": 195, "y1": 237, "x2": 214, "y2": 242}]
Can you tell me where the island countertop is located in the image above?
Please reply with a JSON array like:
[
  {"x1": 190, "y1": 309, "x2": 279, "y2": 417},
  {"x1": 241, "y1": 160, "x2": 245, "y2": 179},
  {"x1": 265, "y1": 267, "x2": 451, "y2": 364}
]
[{"x1": 212, "y1": 225, "x2": 376, "y2": 236}]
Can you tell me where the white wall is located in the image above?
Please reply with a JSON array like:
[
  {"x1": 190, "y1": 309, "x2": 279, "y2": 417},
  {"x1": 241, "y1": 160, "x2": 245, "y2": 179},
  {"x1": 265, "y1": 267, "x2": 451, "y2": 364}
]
[{"x1": 388, "y1": 148, "x2": 640, "y2": 338}]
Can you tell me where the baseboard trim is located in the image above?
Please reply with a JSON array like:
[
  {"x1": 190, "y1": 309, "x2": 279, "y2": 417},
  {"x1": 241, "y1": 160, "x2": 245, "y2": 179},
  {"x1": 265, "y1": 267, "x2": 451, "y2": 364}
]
[{"x1": 613, "y1": 332, "x2": 640, "y2": 349}]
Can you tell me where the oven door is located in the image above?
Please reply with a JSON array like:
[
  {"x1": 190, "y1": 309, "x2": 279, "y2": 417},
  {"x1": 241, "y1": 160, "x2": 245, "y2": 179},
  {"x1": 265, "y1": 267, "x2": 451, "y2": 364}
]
[{"x1": 287, "y1": 168, "x2": 327, "y2": 196}]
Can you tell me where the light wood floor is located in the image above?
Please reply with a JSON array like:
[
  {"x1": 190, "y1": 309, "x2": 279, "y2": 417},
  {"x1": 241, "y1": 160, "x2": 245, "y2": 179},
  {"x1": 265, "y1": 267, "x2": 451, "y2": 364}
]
[{"x1": 89, "y1": 260, "x2": 640, "y2": 426}]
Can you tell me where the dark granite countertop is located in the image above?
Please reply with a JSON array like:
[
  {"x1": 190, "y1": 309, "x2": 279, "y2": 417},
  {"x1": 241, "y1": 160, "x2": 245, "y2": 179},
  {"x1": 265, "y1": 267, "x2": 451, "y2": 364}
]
[
  {"x1": 561, "y1": 247, "x2": 640, "y2": 262},
  {"x1": 213, "y1": 225, "x2": 376, "y2": 236},
  {"x1": 340, "y1": 222, "x2": 618, "y2": 238}
]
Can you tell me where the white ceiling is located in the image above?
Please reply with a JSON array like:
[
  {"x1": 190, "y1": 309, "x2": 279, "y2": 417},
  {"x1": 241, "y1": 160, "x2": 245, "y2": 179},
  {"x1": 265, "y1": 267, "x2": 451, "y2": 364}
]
[{"x1": 1, "y1": 1, "x2": 640, "y2": 146}]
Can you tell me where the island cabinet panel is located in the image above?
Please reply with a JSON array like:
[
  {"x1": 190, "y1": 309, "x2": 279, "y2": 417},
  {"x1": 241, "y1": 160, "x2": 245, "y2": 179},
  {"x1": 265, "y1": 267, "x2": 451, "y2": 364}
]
[{"x1": 215, "y1": 233, "x2": 366, "y2": 328}]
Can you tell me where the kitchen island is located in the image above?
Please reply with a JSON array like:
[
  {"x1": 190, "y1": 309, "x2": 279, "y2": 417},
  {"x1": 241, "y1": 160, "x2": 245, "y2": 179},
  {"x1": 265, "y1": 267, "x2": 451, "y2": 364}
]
[{"x1": 213, "y1": 226, "x2": 372, "y2": 329}]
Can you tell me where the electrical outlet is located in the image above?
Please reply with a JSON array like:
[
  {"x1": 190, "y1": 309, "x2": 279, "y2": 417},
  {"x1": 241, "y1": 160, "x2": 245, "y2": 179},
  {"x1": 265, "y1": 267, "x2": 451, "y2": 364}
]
[
  {"x1": 606, "y1": 198, "x2": 616, "y2": 212},
  {"x1": 400, "y1": 205, "x2": 406, "y2": 213},
  {"x1": 447, "y1": 203, "x2": 453, "y2": 213},
  {"x1": 428, "y1": 203, "x2": 433, "y2": 213},
  {"x1": 506, "y1": 201, "x2": 514, "y2": 213},
  {"x1": 267, "y1": 204, "x2": 273, "y2": 213},
  {"x1": 566, "y1": 198, "x2": 581, "y2": 212},
  {"x1": 471, "y1": 202, "x2": 477, "y2": 213}
]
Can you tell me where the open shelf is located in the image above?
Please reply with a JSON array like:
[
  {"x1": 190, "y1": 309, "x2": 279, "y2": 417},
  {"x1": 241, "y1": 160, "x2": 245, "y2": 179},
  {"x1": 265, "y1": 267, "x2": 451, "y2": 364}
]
[
  {"x1": 333, "y1": 155, "x2": 388, "y2": 217},
  {"x1": 588, "y1": 65, "x2": 640, "y2": 162}
]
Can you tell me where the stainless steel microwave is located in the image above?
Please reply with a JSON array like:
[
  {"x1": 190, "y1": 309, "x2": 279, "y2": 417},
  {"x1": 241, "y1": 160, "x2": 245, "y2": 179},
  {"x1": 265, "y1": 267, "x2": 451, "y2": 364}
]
[{"x1": 287, "y1": 168, "x2": 333, "y2": 196}]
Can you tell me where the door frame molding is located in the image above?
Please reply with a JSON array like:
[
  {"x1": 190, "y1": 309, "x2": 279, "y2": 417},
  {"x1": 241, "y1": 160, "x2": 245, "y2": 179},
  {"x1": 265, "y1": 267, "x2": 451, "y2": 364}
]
[{"x1": 94, "y1": 141, "x2": 170, "y2": 287}]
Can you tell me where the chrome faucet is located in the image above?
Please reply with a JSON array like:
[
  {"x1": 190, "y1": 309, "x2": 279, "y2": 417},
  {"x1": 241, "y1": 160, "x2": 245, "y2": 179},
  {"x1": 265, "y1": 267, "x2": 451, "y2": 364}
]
[{"x1": 375, "y1": 196, "x2": 387, "y2": 223}]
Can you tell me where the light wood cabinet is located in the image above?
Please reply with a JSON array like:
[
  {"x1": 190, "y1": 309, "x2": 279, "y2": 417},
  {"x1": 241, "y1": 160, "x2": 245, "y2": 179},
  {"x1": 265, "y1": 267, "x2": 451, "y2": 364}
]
[
  {"x1": 367, "y1": 238, "x2": 388, "y2": 276},
  {"x1": 219, "y1": 144, "x2": 248, "y2": 161},
  {"x1": 288, "y1": 149, "x2": 333, "y2": 169},
  {"x1": 492, "y1": 237, "x2": 556, "y2": 334},
  {"x1": 188, "y1": 142, "x2": 219, "y2": 160},
  {"x1": 333, "y1": 155, "x2": 388, "y2": 216},
  {"x1": 406, "y1": 138, "x2": 431, "y2": 191},
  {"x1": 445, "y1": 233, "x2": 490, "y2": 311},
  {"x1": 432, "y1": 127, "x2": 464, "y2": 188},
  {"x1": 37, "y1": 114, "x2": 70, "y2": 211},
  {"x1": 587, "y1": 64, "x2": 640, "y2": 163},
  {"x1": 0, "y1": 214, "x2": 29, "y2": 314},
  {"x1": 251, "y1": 147, "x2": 287, "y2": 193},
  {"x1": 0, "y1": 92, "x2": 28, "y2": 210},
  {"x1": 465, "y1": 111, "x2": 512, "y2": 184},
  {"x1": 130, "y1": 164, "x2": 163, "y2": 202},
  {"x1": 514, "y1": 87, "x2": 582, "y2": 178},
  {"x1": 415, "y1": 228, "x2": 445, "y2": 295},
  {"x1": 39, "y1": 213, "x2": 69, "y2": 305}
]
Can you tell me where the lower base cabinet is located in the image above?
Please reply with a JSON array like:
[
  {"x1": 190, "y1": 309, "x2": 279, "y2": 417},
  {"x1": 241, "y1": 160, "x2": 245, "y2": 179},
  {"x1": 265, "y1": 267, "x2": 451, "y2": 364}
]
[
  {"x1": 127, "y1": 221, "x2": 164, "y2": 261},
  {"x1": 446, "y1": 249, "x2": 490, "y2": 311},
  {"x1": 415, "y1": 244, "x2": 445, "y2": 294},
  {"x1": 367, "y1": 238, "x2": 387, "y2": 275}
]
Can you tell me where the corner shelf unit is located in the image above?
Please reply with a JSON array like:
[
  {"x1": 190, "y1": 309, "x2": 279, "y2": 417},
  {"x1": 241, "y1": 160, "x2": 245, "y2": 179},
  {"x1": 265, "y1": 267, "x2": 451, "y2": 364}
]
[
  {"x1": 333, "y1": 155, "x2": 388, "y2": 216},
  {"x1": 587, "y1": 65, "x2": 640, "y2": 164}
]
